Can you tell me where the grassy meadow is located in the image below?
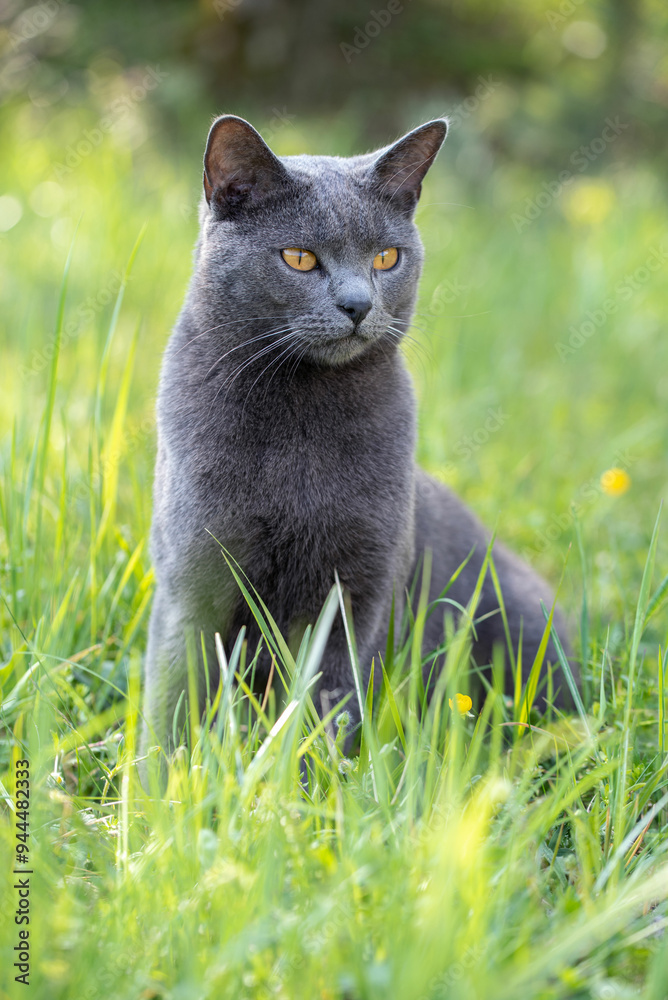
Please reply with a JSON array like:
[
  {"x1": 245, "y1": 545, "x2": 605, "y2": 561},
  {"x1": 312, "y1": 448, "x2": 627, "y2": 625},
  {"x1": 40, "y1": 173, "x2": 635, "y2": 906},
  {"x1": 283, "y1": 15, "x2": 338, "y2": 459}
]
[{"x1": 1, "y1": 93, "x2": 668, "y2": 1000}]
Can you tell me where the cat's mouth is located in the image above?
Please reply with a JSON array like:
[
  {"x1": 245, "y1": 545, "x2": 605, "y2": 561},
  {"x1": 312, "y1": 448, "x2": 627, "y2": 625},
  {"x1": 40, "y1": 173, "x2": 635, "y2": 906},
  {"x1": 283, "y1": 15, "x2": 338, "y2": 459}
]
[
  {"x1": 326, "y1": 322, "x2": 376, "y2": 344},
  {"x1": 305, "y1": 326, "x2": 382, "y2": 366}
]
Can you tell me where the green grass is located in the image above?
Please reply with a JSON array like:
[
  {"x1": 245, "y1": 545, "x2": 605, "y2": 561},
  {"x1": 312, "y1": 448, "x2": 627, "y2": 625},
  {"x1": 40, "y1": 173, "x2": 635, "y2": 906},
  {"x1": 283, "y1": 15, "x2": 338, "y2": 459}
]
[{"x1": 1, "y1": 98, "x2": 668, "y2": 999}]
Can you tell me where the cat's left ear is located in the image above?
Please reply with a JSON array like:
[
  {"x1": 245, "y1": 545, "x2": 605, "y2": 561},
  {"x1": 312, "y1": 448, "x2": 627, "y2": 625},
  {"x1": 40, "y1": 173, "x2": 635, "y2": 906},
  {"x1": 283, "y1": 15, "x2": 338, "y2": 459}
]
[
  {"x1": 369, "y1": 119, "x2": 447, "y2": 212},
  {"x1": 203, "y1": 114, "x2": 290, "y2": 217}
]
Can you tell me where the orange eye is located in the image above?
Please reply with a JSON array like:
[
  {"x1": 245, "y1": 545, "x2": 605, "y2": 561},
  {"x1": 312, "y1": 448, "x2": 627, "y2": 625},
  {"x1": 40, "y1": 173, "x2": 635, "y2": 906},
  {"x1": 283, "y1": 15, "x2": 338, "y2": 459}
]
[
  {"x1": 281, "y1": 248, "x2": 318, "y2": 271},
  {"x1": 373, "y1": 247, "x2": 399, "y2": 270}
]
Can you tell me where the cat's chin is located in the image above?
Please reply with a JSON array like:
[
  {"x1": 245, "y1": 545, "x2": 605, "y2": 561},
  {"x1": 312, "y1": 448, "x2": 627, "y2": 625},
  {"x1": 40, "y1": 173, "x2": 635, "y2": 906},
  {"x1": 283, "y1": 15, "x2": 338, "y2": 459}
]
[{"x1": 303, "y1": 332, "x2": 378, "y2": 367}]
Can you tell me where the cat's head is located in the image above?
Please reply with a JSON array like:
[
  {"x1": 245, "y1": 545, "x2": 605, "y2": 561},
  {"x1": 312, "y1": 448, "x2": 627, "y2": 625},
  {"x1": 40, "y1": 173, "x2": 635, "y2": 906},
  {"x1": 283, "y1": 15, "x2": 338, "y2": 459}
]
[{"x1": 196, "y1": 115, "x2": 446, "y2": 367}]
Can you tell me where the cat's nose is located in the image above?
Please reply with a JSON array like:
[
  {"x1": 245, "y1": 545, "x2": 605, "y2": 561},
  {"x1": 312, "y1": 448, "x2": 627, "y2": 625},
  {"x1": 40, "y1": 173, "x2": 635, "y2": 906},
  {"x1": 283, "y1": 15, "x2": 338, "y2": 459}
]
[{"x1": 337, "y1": 296, "x2": 372, "y2": 326}]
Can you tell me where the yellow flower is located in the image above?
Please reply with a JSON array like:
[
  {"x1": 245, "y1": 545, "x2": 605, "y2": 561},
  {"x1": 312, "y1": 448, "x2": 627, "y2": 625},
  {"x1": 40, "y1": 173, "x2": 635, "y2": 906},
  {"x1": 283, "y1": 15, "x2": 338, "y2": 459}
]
[
  {"x1": 38, "y1": 959, "x2": 69, "y2": 981},
  {"x1": 561, "y1": 179, "x2": 615, "y2": 226},
  {"x1": 449, "y1": 693, "x2": 473, "y2": 715},
  {"x1": 600, "y1": 467, "x2": 631, "y2": 496}
]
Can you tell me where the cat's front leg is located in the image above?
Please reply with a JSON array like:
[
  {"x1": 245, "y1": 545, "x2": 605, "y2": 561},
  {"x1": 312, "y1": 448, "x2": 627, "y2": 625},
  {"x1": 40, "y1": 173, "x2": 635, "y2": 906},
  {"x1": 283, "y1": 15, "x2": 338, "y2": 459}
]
[
  {"x1": 311, "y1": 592, "x2": 396, "y2": 754},
  {"x1": 139, "y1": 586, "x2": 221, "y2": 787}
]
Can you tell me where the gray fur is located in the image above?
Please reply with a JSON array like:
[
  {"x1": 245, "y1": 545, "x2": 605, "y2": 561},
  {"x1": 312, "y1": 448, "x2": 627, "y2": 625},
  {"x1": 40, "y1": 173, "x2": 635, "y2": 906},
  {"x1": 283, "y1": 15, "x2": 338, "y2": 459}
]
[{"x1": 141, "y1": 115, "x2": 573, "y2": 774}]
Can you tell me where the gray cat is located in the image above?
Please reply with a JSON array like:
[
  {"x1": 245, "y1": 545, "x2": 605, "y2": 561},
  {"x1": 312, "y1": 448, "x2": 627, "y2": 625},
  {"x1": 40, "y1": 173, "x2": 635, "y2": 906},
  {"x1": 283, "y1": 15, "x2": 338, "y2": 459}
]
[{"x1": 141, "y1": 114, "x2": 573, "y2": 776}]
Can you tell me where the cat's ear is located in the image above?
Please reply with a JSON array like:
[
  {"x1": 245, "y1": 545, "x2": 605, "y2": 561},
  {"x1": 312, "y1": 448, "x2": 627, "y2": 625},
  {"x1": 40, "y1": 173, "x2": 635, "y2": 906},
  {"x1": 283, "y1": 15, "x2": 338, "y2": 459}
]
[
  {"x1": 369, "y1": 119, "x2": 447, "y2": 211},
  {"x1": 203, "y1": 115, "x2": 290, "y2": 217}
]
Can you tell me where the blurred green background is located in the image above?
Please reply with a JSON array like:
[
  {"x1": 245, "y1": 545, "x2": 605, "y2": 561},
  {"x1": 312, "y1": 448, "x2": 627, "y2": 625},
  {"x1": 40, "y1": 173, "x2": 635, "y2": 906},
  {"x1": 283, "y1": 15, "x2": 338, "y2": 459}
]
[{"x1": 1, "y1": 0, "x2": 668, "y2": 667}]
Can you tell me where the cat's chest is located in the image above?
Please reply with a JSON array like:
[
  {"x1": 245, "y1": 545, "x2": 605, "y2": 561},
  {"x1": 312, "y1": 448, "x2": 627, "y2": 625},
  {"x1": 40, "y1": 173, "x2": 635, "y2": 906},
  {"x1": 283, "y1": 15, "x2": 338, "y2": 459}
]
[
  {"x1": 191, "y1": 378, "x2": 412, "y2": 531},
  {"x1": 220, "y1": 402, "x2": 388, "y2": 519}
]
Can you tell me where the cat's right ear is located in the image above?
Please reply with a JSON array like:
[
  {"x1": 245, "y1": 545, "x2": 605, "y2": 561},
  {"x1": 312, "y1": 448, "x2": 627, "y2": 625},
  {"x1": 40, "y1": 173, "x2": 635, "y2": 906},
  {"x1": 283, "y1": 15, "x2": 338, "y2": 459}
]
[
  {"x1": 369, "y1": 119, "x2": 447, "y2": 213},
  {"x1": 203, "y1": 115, "x2": 289, "y2": 218}
]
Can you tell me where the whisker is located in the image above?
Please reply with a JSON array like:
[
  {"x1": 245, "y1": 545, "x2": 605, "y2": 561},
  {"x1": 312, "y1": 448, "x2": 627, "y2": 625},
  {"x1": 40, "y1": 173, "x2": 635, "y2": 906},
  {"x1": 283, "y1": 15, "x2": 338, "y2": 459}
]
[
  {"x1": 386, "y1": 330, "x2": 426, "y2": 354},
  {"x1": 243, "y1": 337, "x2": 302, "y2": 413},
  {"x1": 389, "y1": 314, "x2": 428, "y2": 332},
  {"x1": 202, "y1": 326, "x2": 295, "y2": 383},
  {"x1": 221, "y1": 333, "x2": 296, "y2": 391},
  {"x1": 287, "y1": 342, "x2": 310, "y2": 382},
  {"x1": 220, "y1": 332, "x2": 295, "y2": 383},
  {"x1": 262, "y1": 339, "x2": 305, "y2": 399},
  {"x1": 385, "y1": 325, "x2": 433, "y2": 369},
  {"x1": 208, "y1": 332, "x2": 297, "y2": 411},
  {"x1": 173, "y1": 314, "x2": 296, "y2": 356}
]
